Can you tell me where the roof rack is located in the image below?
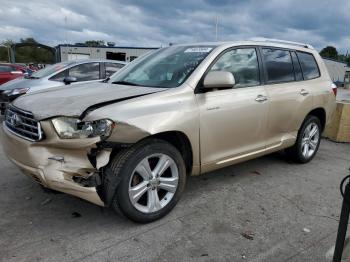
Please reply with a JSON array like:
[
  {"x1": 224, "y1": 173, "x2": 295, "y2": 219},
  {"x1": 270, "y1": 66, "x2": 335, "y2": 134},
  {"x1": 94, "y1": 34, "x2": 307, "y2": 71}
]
[{"x1": 249, "y1": 37, "x2": 314, "y2": 49}]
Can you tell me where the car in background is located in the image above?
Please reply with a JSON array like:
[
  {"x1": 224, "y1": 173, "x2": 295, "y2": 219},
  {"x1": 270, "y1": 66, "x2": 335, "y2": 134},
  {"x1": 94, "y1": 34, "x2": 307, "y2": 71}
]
[
  {"x1": 0, "y1": 59, "x2": 126, "y2": 114},
  {"x1": 0, "y1": 63, "x2": 28, "y2": 85}
]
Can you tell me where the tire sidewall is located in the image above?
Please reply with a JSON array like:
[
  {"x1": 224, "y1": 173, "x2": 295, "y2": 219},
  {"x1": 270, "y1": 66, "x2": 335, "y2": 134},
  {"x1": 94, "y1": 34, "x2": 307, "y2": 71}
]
[
  {"x1": 114, "y1": 139, "x2": 186, "y2": 223},
  {"x1": 295, "y1": 116, "x2": 321, "y2": 163}
]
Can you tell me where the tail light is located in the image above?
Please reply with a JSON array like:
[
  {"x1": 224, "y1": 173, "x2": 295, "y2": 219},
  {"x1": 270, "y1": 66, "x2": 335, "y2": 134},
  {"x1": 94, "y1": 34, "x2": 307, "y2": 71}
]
[{"x1": 331, "y1": 83, "x2": 337, "y2": 96}]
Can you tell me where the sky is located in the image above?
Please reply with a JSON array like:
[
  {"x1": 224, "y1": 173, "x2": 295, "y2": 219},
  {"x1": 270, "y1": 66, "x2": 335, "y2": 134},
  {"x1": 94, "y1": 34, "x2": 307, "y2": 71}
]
[{"x1": 0, "y1": 0, "x2": 349, "y2": 53}]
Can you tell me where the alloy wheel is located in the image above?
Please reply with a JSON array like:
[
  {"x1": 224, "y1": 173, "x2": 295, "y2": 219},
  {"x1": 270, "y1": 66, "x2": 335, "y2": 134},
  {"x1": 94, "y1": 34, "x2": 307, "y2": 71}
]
[
  {"x1": 128, "y1": 153, "x2": 179, "y2": 213},
  {"x1": 301, "y1": 122, "x2": 320, "y2": 159}
]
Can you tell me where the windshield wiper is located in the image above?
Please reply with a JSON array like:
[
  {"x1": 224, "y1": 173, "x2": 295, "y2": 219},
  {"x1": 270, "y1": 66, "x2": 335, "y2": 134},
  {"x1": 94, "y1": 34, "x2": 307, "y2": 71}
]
[
  {"x1": 111, "y1": 80, "x2": 141, "y2": 86},
  {"x1": 102, "y1": 77, "x2": 110, "y2": 83}
]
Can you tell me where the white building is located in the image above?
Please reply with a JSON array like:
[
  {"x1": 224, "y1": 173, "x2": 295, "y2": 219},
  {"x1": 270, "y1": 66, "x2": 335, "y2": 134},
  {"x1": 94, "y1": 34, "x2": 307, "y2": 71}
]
[
  {"x1": 323, "y1": 58, "x2": 350, "y2": 86},
  {"x1": 56, "y1": 44, "x2": 158, "y2": 63}
]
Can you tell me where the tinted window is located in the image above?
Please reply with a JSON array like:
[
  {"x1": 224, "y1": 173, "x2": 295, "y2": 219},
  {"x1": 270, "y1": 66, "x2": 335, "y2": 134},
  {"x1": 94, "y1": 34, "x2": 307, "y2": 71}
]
[
  {"x1": 291, "y1": 52, "x2": 303, "y2": 81},
  {"x1": 297, "y1": 52, "x2": 320, "y2": 80},
  {"x1": 105, "y1": 63, "x2": 123, "y2": 78},
  {"x1": 50, "y1": 70, "x2": 67, "y2": 81},
  {"x1": 0, "y1": 65, "x2": 12, "y2": 72},
  {"x1": 69, "y1": 63, "x2": 100, "y2": 81},
  {"x1": 262, "y1": 49, "x2": 294, "y2": 83},
  {"x1": 210, "y1": 48, "x2": 260, "y2": 88}
]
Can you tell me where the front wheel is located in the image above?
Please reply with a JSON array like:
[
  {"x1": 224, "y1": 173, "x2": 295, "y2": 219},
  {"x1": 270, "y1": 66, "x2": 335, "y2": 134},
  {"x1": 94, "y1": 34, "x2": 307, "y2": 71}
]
[
  {"x1": 286, "y1": 115, "x2": 321, "y2": 163},
  {"x1": 107, "y1": 139, "x2": 186, "y2": 223}
]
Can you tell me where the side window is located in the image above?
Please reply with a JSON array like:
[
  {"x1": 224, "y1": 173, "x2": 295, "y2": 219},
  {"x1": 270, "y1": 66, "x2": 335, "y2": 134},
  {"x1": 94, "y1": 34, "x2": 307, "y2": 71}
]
[
  {"x1": 69, "y1": 63, "x2": 100, "y2": 81},
  {"x1": 210, "y1": 48, "x2": 260, "y2": 88},
  {"x1": 291, "y1": 52, "x2": 303, "y2": 81},
  {"x1": 262, "y1": 48, "x2": 294, "y2": 83},
  {"x1": 105, "y1": 63, "x2": 123, "y2": 78},
  {"x1": 0, "y1": 65, "x2": 12, "y2": 72},
  {"x1": 50, "y1": 70, "x2": 67, "y2": 82},
  {"x1": 297, "y1": 52, "x2": 320, "y2": 80}
]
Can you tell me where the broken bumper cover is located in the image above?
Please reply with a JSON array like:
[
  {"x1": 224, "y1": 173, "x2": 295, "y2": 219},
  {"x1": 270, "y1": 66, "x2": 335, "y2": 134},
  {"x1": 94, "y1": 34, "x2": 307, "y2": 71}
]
[{"x1": 0, "y1": 121, "x2": 112, "y2": 206}]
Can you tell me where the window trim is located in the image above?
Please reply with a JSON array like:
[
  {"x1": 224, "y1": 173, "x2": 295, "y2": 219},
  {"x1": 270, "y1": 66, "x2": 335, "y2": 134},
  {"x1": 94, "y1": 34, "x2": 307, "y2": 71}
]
[
  {"x1": 195, "y1": 45, "x2": 263, "y2": 93},
  {"x1": 295, "y1": 51, "x2": 321, "y2": 81},
  {"x1": 290, "y1": 51, "x2": 304, "y2": 81},
  {"x1": 259, "y1": 46, "x2": 296, "y2": 85}
]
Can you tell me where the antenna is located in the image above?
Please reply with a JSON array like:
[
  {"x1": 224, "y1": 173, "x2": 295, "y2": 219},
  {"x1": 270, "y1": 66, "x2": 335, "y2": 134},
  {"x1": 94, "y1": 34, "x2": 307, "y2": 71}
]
[{"x1": 215, "y1": 16, "x2": 218, "y2": 41}]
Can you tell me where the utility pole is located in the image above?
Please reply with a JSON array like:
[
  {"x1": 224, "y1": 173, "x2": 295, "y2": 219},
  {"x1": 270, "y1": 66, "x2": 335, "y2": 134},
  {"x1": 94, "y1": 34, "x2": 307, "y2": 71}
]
[{"x1": 215, "y1": 15, "x2": 218, "y2": 41}]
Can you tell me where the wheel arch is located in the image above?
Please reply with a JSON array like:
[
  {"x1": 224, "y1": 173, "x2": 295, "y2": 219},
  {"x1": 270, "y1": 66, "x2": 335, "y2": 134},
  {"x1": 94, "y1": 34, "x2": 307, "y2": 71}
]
[
  {"x1": 306, "y1": 107, "x2": 326, "y2": 132},
  {"x1": 147, "y1": 131, "x2": 194, "y2": 175}
]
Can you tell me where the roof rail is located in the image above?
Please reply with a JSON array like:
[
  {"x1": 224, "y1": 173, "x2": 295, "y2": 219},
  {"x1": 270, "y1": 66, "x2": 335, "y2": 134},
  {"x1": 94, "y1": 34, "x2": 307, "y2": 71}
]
[{"x1": 249, "y1": 37, "x2": 314, "y2": 49}]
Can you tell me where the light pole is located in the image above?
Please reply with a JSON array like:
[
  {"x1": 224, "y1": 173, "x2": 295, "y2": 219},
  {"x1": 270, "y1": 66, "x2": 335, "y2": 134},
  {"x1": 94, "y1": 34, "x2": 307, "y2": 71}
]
[{"x1": 0, "y1": 44, "x2": 10, "y2": 63}]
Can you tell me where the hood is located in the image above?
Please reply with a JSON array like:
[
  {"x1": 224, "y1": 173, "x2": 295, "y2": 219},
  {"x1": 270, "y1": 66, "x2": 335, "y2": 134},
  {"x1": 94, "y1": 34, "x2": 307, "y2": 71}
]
[
  {"x1": 13, "y1": 82, "x2": 167, "y2": 120},
  {"x1": 0, "y1": 77, "x2": 42, "y2": 91}
]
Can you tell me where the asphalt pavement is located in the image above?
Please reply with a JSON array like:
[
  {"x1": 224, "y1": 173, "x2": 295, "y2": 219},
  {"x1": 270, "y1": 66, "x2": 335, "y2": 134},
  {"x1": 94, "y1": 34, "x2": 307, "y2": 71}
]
[{"x1": 0, "y1": 125, "x2": 349, "y2": 261}]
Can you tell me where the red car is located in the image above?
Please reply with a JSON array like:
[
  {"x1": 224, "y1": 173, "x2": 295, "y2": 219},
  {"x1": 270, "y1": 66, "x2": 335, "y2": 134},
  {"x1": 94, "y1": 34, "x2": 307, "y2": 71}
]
[{"x1": 0, "y1": 63, "x2": 27, "y2": 85}]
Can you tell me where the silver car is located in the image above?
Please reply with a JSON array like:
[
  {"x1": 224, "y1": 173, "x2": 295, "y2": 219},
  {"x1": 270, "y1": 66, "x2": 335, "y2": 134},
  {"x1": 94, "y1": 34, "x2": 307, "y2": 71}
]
[{"x1": 0, "y1": 59, "x2": 126, "y2": 113}]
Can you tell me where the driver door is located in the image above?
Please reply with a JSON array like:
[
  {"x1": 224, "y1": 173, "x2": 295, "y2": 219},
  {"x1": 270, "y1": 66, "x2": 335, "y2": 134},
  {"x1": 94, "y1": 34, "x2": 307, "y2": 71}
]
[{"x1": 196, "y1": 47, "x2": 269, "y2": 172}]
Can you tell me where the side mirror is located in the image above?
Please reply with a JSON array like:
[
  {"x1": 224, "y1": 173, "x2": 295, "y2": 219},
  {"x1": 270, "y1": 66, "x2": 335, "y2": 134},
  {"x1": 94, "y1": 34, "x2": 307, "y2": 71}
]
[
  {"x1": 202, "y1": 71, "x2": 235, "y2": 90},
  {"x1": 63, "y1": 76, "x2": 78, "y2": 85}
]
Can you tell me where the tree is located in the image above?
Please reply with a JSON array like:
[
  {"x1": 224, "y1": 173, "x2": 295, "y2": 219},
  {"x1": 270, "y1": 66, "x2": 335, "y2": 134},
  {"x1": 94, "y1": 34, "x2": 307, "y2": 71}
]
[
  {"x1": 85, "y1": 40, "x2": 105, "y2": 47},
  {"x1": 0, "y1": 39, "x2": 14, "y2": 62},
  {"x1": 320, "y1": 46, "x2": 338, "y2": 59},
  {"x1": 20, "y1": 37, "x2": 38, "y2": 44}
]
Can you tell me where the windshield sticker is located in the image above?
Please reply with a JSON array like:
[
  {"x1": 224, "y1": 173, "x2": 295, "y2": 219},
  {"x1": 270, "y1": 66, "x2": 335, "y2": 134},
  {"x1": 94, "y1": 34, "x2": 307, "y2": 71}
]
[{"x1": 184, "y1": 47, "x2": 213, "y2": 53}]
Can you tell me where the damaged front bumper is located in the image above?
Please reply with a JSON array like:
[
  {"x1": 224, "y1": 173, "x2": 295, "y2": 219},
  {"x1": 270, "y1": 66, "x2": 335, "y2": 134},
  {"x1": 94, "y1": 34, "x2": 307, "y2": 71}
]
[{"x1": 1, "y1": 121, "x2": 112, "y2": 206}]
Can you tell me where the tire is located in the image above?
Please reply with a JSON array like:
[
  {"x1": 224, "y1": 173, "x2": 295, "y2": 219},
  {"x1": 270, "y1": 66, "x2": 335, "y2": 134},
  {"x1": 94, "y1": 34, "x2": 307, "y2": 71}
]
[
  {"x1": 106, "y1": 138, "x2": 186, "y2": 223},
  {"x1": 285, "y1": 115, "x2": 322, "y2": 163}
]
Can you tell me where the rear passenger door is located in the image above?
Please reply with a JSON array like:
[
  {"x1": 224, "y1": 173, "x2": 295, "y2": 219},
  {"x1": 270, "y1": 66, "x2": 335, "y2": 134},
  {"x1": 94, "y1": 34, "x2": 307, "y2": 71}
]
[{"x1": 261, "y1": 48, "x2": 314, "y2": 149}]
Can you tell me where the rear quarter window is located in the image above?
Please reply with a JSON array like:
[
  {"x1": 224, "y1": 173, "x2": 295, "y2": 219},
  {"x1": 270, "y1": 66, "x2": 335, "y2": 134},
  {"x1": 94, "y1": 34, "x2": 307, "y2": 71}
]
[{"x1": 297, "y1": 52, "x2": 320, "y2": 80}]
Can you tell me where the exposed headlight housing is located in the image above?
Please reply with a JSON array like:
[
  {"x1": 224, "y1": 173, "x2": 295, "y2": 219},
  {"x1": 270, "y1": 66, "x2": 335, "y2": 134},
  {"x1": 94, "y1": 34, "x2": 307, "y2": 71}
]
[
  {"x1": 51, "y1": 117, "x2": 114, "y2": 139},
  {"x1": 4, "y1": 88, "x2": 30, "y2": 96}
]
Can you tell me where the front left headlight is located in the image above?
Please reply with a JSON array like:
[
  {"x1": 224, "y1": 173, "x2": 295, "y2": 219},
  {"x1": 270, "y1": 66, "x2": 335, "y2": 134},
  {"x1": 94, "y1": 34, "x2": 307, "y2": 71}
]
[
  {"x1": 51, "y1": 117, "x2": 115, "y2": 139},
  {"x1": 4, "y1": 88, "x2": 30, "y2": 96}
]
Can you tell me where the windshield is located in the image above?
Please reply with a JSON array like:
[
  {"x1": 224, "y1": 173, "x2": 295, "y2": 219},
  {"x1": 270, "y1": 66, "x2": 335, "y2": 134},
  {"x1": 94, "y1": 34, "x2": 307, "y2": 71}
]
[
  {"x1": 110, "y1": 45, "x2": 215, "y2": 88},
  {"x1": 31, "y1": 62, "x2": 73, "y2": 78}
]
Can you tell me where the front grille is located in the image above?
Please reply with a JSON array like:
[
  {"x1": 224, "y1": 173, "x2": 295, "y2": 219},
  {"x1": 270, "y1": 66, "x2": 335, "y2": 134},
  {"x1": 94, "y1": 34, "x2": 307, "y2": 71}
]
[{"x1": 5, "y1": 105, "x2": 43, "y2": 141}]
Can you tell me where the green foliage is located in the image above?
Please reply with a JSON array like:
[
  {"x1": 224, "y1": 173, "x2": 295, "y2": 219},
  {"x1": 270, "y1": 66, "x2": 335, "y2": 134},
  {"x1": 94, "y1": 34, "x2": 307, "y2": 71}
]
[
  {"x1": 0, "y1": 38, "x2": 55, "y2": 63},
  {"x1": 320, "y1": 46, "x2": 338, "y2": 59},
  {"x1": 85, "y1": 40, "x2": 105, "y2": 47}
]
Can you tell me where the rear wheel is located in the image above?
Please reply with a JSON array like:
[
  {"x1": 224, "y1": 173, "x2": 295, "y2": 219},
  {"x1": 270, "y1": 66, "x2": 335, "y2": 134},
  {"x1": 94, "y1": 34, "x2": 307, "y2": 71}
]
[
  {"x1": 286, "y1": 115, "x2": 321, "y2": 163},
  {"x1": 107, "y1": 139, "x2": 186, "y2": 223}
]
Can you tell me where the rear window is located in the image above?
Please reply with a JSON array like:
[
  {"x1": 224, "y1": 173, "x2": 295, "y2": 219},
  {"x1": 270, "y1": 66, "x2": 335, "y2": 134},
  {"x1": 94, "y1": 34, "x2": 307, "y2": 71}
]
[
  {"x1": 262, "y1": 48, "x2": 294, "y2": 83},
  {"x1": 297, "y1": 52, "x2": 320, "y2": 80}
]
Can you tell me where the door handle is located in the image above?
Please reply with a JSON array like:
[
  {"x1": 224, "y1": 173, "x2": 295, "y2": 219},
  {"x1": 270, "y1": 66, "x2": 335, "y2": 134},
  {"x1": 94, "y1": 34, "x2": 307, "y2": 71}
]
[
  {"x1": 255, "y1": 95, "x2": 268, "y2": 102},
  {"x1": 300, "y1": 89, "x2": 309, "y2": 96}
]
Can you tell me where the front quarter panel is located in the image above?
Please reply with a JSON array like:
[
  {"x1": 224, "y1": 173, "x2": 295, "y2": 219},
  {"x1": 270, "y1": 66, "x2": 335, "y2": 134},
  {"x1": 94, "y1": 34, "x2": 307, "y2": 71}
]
[{"x1": 83, "y1": 86, "x2": 201, "y2": 167}]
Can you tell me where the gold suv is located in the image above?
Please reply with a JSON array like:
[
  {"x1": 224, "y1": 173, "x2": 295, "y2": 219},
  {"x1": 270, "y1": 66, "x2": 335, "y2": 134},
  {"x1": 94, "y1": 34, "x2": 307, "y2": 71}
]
[{"x1": 1, "y1": 40, "x2": 336, "y2": 222}]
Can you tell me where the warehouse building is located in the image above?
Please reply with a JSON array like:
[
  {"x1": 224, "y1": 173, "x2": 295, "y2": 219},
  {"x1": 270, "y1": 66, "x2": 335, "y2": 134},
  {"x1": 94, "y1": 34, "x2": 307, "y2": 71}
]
[
  {"x1": 323, "y1": 57, "x2": 350, "y2": 87},
  {"x1": 56, "y1": 44, "x2": 158, "y2": 63}
]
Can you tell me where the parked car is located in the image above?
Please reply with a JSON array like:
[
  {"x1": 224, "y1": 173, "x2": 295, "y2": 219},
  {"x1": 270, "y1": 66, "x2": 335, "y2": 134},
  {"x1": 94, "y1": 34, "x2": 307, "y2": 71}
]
[
  {"x1": 0, "y1": 63, "x2": 28, "y2": 85},
  {"x1": 0, "y1": 59, "x2": 126, "y2": 114},
  {"x1": 1, "y1": 40, "x2": 336, "y2": 223}
]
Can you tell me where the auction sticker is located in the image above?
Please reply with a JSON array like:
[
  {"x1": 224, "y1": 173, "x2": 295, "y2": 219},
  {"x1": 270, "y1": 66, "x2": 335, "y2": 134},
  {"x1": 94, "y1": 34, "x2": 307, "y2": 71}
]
[{"x1": 184, "y1": 47, "x2": 213, "y2": 53}]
